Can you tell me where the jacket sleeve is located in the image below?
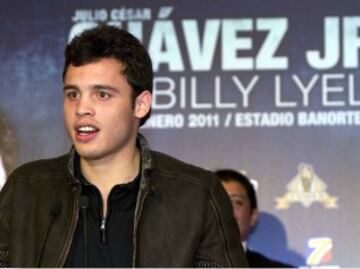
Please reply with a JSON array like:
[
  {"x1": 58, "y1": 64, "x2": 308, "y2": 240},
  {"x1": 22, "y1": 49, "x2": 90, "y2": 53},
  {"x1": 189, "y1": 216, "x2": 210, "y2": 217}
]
[
  {"x1": 195, "y1": 174, "x2": 249, "y2": 268},
  {"x1": 0, "y1": 175, "x2": 13, "y2": 267}
]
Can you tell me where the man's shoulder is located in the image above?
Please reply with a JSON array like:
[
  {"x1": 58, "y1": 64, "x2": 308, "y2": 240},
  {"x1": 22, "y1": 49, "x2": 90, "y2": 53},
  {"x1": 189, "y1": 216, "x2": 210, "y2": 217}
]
[
  {"x1": 247, "y1": 249, "x2": 293, "y2": 268},
  {"x1": 10, "y1": 153, "x2": 69, "y2": 180},
  {"x1": 150, "y1": 150, "x2": 217, "y2": 187}
]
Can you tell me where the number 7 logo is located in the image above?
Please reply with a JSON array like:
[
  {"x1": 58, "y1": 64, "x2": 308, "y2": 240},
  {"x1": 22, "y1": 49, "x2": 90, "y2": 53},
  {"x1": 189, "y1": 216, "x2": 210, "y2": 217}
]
[{"x1": 307, "y1": 237, "x2": 333, "y2": 266}]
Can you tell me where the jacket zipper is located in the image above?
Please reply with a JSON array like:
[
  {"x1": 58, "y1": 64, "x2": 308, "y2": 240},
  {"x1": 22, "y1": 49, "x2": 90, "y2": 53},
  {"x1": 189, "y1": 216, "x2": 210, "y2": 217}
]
[
  {"x1": 100, "y1": 217, "x2": 107, "y2": 243},
  {"x1": 100, "y1": 188, "x2": 112, "y2": 244}
]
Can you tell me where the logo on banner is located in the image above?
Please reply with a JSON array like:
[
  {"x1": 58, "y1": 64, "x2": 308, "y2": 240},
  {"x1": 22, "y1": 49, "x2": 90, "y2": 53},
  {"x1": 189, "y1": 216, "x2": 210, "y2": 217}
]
[
  {"x1": 306, "y1": 237, "x2": 334, "y2": 266},
  {"x1": 275, "y1": 163, "x2": 338, "y2": 209}
]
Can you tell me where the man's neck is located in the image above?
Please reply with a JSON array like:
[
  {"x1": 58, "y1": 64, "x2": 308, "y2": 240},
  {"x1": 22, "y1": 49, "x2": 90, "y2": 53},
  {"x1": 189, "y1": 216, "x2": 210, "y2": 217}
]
[{"x1": 79, "y1": 142, "x2": 141, "y2": 199}]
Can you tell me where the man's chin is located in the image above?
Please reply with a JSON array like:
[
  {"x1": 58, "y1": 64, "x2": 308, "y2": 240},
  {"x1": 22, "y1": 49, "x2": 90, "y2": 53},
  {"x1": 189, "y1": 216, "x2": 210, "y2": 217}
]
[{"x1": 74, "y1": 147, "x2": 102, "y2": 161}]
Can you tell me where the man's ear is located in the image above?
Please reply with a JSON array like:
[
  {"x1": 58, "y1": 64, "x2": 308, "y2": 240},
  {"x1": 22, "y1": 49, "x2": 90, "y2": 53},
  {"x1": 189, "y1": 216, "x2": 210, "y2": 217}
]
[
  {"x1": 134, "y1": 90, "x2": 152, "y2": 119},
  {"x1": 250, "y1": 208, "x2": 259, "y2": 229}
]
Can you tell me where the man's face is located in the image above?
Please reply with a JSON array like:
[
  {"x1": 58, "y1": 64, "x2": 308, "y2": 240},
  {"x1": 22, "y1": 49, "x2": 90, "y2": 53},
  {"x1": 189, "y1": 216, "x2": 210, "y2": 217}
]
[
  {"x1": 221, "y1": 180, "x2": 258, "y2": 242},
  {"x1": 63, "y1": 58, "x2": 151, "y2": 161}
]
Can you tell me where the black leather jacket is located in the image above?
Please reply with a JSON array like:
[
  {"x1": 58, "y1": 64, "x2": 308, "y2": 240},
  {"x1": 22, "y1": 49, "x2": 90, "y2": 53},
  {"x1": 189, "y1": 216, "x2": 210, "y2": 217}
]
[{"x1": 0, "y1": 134, "x2": 248, "y2": 267}]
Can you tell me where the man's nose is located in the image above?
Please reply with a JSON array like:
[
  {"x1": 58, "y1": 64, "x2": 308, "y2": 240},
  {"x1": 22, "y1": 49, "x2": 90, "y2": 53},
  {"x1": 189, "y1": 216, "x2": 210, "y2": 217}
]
[{"x1": 75, "y1": 96, "x2": 95, "y2": 116}]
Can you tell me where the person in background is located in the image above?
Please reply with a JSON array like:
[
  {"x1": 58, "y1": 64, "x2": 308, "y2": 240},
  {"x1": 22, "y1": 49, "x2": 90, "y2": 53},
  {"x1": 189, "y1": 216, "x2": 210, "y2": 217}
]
[
  {"x1": 0, "y1": 112, "x2": 16, "y2": 190},
  {"x1": 0, "y1": 25, "x2": 248, "y2": 267},
  {"x1": 216, "y1": 169, "x2": 293, "y2": 268}
]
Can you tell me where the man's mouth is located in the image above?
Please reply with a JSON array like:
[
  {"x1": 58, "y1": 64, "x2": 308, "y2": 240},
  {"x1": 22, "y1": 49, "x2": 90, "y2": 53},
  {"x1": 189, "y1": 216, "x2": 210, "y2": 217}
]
[
  {"x1": 77, "y1": 125, "x2": 99, "y2": 135},
  {"x1": 74, "y1": 125, "x2": 100, "y2": 142}
]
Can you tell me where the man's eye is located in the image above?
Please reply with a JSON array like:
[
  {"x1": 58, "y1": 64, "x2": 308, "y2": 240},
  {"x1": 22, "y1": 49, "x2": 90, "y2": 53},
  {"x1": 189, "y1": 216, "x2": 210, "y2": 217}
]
[
  {"x1": 66, "y1": 91, "x2": 78, "y2": 99},
  {"x1": 232, "y1": 199, "x2": 244, "y2": 207},
  {"x1": 97, "y1": 91, "x2": 110, "y2": 99}
]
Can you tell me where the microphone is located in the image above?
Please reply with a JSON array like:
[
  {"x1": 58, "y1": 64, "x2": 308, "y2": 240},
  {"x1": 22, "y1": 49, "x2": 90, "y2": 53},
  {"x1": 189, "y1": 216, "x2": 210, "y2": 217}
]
[
  {"x1": 79, "y1": 195, "x2": 89, "y2": 267},
  {"x1": 37, "y1": 201, "x2": 62, "y2": 267}
]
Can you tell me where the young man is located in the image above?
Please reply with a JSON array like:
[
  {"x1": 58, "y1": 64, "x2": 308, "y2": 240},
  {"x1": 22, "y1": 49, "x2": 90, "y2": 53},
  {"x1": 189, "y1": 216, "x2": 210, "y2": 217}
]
[
  {"x1": 216, "y1": 169, "x2": 293, "y2": 268},
  {"x1": 0, "y1": 25, "x2": 248, "y2": 267}
]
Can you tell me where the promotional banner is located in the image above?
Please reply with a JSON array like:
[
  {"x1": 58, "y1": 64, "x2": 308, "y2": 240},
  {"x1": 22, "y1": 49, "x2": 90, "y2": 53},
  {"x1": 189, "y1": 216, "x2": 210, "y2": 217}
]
[{"x1": 1, "y1": 1, "x2": 359, "y2": 267}]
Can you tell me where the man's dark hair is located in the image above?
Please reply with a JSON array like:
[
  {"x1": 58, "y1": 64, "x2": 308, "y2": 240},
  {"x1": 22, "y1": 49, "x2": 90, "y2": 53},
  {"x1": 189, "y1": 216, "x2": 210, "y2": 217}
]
[
  {"x1": 215, "y1": 169, "x2": 257, "y2": 210},
  {"x1": 0, "y1": 112, "x2": 17, "y2": 174},
  {"x1": 63, "y1": 24, "x2": 153, "y2": 126}
]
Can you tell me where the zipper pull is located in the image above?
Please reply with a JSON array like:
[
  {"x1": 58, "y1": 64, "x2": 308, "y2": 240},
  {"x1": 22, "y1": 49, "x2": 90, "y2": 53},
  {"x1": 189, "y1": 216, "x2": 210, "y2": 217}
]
[{"x1": 100, "y1": 218, "x2": 106, "y2": 244}]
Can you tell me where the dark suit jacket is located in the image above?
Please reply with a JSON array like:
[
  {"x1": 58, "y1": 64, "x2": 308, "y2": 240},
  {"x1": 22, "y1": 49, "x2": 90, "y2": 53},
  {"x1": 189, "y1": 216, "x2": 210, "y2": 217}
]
[{"x1": 246, "y1": 250, "x2": 294, "y2": 268}]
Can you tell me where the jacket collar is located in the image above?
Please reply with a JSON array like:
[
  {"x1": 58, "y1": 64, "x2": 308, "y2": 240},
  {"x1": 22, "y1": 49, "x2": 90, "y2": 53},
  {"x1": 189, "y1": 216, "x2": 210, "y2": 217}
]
[
  {"x1": 137, "y1": 133, "x2": 156, "y2": 193},
  {"x1": 66, "y1": 133, "x2": 156, "y2": 190}
]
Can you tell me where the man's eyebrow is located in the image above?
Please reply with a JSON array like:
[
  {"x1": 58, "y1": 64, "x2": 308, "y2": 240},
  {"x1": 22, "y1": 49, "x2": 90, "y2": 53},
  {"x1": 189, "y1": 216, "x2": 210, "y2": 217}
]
[
  {"x1": 91, "y1": 84, "x2": 119, "y2": 92},
  {"x1": 63, "y1": 85, "x2": 78, "y2": 91},
  {"x1": 63, "y1": 84, "x2": 120, "y2": 92},
  {"x1": 230, "y1": 194, "x2": 247, "y2": 199}
]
